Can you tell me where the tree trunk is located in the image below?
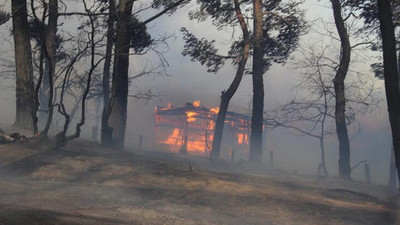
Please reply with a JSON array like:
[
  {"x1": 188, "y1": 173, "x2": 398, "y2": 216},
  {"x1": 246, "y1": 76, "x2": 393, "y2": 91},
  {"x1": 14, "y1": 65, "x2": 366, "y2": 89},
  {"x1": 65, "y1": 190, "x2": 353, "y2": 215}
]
[
  {"x1": 390, "y1": 39, "x2": 400, "y2": 188},
  {"x1": 211, "y1": 0, "x2": 250, "y2": 160},
  {"x1": 11, "y1": 0, "x2": 35, "y2": 130},
  {"x1": 41, "y1": 0, "x2": 58, "y2": 136},
  {"x1": 319, "y1": 137, "x2": 329, "y2": 177},
  {"x1": 330, "y1": 0, "x2": 351, "y2": 178},
  {"x1": 102, "y1": 0, "x2": 134, "y2": 149},
  {"x1": 101, "y1": 0, "x2": 116, "y2": 146},
  {"x1": 38, "y1": 60, "x2": 50, "y2": 127},
  {"x1": 389, "y1": 144, "x2": 398, "y2": 188},
  {"x1": 398, "y1": 45, "x2": 400, "y2": 89},
  {"x1": 377, "y1": 0, "x2": 400, "y2": 191},
  {"x1": 212, "y1": 98, "x2": 229, "y2": 159},
  {"x1": 103, "y1": 0, "x2": 115, "y2": 108},
  {"x1": 249, "y1": 0, "x2": 264, "y2": 163}
]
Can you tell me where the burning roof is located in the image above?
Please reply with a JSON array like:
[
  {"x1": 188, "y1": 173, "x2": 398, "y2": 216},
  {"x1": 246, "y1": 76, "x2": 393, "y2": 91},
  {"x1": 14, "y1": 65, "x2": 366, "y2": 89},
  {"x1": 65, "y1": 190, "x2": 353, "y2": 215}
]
[{"x1": 155, "y1": 101, "x2": 251, "y2": 124}]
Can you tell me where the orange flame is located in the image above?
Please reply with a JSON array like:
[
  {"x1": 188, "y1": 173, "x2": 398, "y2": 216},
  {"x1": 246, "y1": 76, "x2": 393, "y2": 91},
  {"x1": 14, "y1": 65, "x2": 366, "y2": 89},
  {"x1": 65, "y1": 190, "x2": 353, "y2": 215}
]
[
  {"x1": 237, "y1": 133, "x2": 248, "y2": 144},
  {"x1": 207, "y1": 120, "x2": 216, "y2": 130},
  {"x1": 238, "y1": 133, "x2": 244, "y2": 144},
  {"x1": 193, "y1": 100, "x2": 200, "y2": 107},
  {"x1": 210, "y1": 107, "x2": 219, "y2": 114},
  {"x1": 161, "y1": 128, "x2": 208, "y2": 155},
  {"x1": 186, "y1": 111, "x2": 198, "y2": 122},
  {"x1": 162, "y1": 128, "x2": 181, "y2": 152}
]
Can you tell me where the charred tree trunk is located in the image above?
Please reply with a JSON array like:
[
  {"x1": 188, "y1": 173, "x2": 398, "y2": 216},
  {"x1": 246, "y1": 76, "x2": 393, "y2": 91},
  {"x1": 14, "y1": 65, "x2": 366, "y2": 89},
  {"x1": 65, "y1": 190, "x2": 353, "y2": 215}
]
[
  {"x1": 389, "y1": 144, "x2": 398, "y2": 188},
  {"x1": 377, "y1": 0, "x2": 400, "y2": 191},
  {"x1": 101, "y1": 0, "x2": 116, "y2": 146},
  {"x1": 102, "y1": 0, "x2": 134, "y2": 149},
  {"x1": 39, "y1": 0, "x2": 57, "y2": 137},
  {"x1": 398, "y1": 45, "x2": 400, "y2": 89},
  {"x1": 211, "y1": 0, "x2": 250, "y2": 160},
  {"x1": 249, "y1": 0, "x2": 264, "y2": 163},
  {"x1": 330, "y1": 0, "x2": 351, "y2": 178},
  {"x1": 38, "y1": 60, "x2": 50, "y2": 127},
  {"x1": 11, "y1": 0, "x2": 35, "y2": 130},
  {"x1": 102, "y1": 0, "x2": 115, "y2": 109}
]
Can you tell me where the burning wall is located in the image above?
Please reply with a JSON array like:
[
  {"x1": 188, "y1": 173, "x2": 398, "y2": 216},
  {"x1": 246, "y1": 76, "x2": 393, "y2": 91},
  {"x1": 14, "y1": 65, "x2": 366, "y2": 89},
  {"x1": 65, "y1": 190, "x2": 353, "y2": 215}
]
[{"x1": 154, "y1": 101, "x2": 251, "y2": 158}]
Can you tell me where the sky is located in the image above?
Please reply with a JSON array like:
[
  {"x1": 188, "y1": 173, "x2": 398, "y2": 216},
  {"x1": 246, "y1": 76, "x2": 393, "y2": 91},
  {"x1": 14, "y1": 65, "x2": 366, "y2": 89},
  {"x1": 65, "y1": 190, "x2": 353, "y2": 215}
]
[{"x1": 0, "y1": 0, "x2": 395, "y2": 185}]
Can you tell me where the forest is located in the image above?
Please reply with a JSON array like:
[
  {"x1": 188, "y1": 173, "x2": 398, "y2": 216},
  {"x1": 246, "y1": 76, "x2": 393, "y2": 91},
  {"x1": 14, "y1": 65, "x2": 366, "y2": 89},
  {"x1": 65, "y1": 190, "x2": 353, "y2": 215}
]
[{"x1": 0, "y1": 0, "x2": 399, "y2": 224}]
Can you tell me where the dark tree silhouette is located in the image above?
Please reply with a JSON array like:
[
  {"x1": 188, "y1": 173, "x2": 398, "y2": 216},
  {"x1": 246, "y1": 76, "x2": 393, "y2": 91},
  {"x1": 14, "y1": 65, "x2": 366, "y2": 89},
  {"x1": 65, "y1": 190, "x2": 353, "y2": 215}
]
[
  {"x1": 101, "y1": 0, "x2": 188, "y2": 149},
  {"x1": 330, "y1": 0, "x2": 352, "y2": 178},
  {"x1": 11, "y1": 0, "x2": 35, "y2": 130},
  {"x1": 377, "y1": 0, "x2": 400, "y2": 190}
]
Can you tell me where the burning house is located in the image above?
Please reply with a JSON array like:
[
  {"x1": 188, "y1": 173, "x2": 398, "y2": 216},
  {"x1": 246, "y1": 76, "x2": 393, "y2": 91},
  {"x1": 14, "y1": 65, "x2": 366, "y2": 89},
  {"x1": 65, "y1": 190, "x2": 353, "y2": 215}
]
[{"x1": 154, "y1": 101, "x2": 254, "y2": 160}]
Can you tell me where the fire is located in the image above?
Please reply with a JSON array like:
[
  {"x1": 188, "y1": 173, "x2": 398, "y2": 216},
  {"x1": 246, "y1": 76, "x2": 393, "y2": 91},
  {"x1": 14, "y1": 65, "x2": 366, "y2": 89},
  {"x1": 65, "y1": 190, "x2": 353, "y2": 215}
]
[
  {"x1": 210, "y1": 107, "x2": 219, "y2": 114},
  {"x1": 155, "y1": 101, "x2": 253, "y2": 157},
  {"x1": 187, "y1": 140, "x2": 206, "y2": 153},
  {"x1": 161, "y1": 128, "x2": 209, "y2": 154},
  {"x1": 237, "y1": 133, "x2": 248, "y2": 144},
  {"x1": 207, "y1": 120, "x2": 216, "y2": 130},
  {"x1": 186, "y1": 111, "x2": 198, "y2": 122},
  {"x1": 193, "y1": 100, "x2": 200, "y2": 107},
  {"x1": 162, "y1": 128, "x2": 181, "y2": 152}
]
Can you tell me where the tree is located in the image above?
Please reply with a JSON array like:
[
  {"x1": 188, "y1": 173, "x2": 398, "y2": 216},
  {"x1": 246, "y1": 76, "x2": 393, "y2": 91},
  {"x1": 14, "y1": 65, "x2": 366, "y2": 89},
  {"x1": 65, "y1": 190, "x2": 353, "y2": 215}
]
[
  {"x1": 268, "y1": 44, "x2": 376, "y2": 177},
  {"x1": 343, "y1": 0, "x2": 400, "y2": 186},
  {"x1": 101, "y1": 0, "x2": 115, "y2": 143},
  {"x1": 181, "y1": 0, "x2": 306, "y2": 160},
  {"x1": 11, "y1": 0, "x2": 35, "y2": 130},
  {"x1": 101, "y1": 0, "x2": 188, "y2": 148},
  {"x1": 330, "y1": 0, "x2": 352, "y2": 178},
  {"x1": 248, "y1": 0, "x2": 264, "y2": 163},
  {"x1": 377, "y1": 0, "x2": 400, "y2": 190},
  {"x1": 102, "y1": 0, "x2": 135, "y2": 148},
  {"x1": 29, "y1": 0, "x2": 58, "y2": 136}
]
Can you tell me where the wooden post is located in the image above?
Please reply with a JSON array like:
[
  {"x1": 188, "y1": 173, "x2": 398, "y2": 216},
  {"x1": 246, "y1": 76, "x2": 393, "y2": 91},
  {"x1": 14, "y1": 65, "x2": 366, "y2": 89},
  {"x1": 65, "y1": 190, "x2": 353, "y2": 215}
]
[
  {"x1": 138, "y1": 135, "x2": 143, "y2": 150},
  {"x1": 269, "y1": 150, "x2": 274, "y2": 167},
  {"x1": 364, "y1": 163, "x2": 371, "y2": 184},
  {"x1": 92, "y1": 126, "x2": 98, "y2": 142}
]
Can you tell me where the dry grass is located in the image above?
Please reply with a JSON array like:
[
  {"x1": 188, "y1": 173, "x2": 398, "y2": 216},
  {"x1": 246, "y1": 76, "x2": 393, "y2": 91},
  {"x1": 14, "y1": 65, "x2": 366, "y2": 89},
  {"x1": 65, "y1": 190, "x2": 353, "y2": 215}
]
[{"x1": 0, "y1": 140, "x2": 398, "y2": 225}]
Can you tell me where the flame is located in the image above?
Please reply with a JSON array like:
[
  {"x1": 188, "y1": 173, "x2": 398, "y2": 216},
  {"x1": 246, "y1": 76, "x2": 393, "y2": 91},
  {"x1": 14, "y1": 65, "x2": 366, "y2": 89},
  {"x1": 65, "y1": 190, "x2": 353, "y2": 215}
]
[
  {"x1": 207, "y1": 120, "x2": 216, "y2": 130},
  {"x1": 186, "y1": 111, "x2": 198, "y2": 122},
  {"x1": 161, "y1": 128, "x2": 208, "y2": 154},
  {"x1": 162, "y1": 128, "x2": 181, "y2": 152},
  {"x1": 238, "y1": 133, "x2": 244, "y2": 144},
  {"x1": 156, "y1": 101, "x2": 253, "y2": 156},
  {"x1": 193, "y1": 100, "x2": 200, "y2": 107},
  {"x1": 187, "y1": 140, "x2": 206, "y2": 153},
  {"x1": 210, "y1": 107, "x2": 219, "y2": 114},
  {"x1": 237, "y1": 133, "x2": 248, "y2": 144}
]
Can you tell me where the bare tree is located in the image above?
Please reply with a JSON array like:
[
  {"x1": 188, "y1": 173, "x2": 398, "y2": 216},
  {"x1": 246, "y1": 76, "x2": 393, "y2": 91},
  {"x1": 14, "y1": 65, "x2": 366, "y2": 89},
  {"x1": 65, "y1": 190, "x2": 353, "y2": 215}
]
[{"x1": 268, "y1": 44, "x2": 376, "y2": 177}]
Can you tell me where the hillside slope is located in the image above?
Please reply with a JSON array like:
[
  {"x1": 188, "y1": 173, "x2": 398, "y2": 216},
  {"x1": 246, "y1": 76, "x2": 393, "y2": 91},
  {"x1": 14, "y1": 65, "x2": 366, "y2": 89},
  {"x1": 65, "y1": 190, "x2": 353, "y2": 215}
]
[{"x1": 0, "y1": 141, "x2": 398, "y2": 225}]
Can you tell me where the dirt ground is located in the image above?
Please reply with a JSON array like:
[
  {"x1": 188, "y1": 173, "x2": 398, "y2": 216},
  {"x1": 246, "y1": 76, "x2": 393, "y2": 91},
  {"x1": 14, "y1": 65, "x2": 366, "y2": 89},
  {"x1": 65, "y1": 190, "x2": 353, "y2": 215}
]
[{"x1": 0, "y1": 140, "x2": 399, "y2": 225}]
